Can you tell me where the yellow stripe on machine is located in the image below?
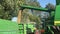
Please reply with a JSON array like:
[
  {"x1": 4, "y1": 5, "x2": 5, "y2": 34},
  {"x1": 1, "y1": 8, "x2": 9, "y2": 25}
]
[{"x1": 54, "y1": 21, "x2": 60, "y2": 25}]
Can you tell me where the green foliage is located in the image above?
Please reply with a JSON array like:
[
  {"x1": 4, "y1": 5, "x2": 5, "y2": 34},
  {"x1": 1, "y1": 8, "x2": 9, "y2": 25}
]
[
  {"x1": 0, "y1": 0, "x2": 15, "y2": 20},
  {"x1": 56, "y1": 0, "x2": 60, "y2": 5},
  {"x1": 45, "y1": 3, "x2": 55, "y2": 10},
  {"x1": 25, "y1": 0, "x2": 40, "y2": 7},
  {"x1": 0, "y1": 4, "x2": 4, "y2": 18}
]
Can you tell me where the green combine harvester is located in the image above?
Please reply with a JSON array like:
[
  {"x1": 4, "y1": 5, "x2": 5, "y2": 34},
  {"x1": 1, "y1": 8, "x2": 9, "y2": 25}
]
[
  {"x1": 0, "y1": 19, "x2": 35, "y2": 34},
  {"x1": 0, "y1": 1, "x2": 60, "y2": 34},
  {"x1": 0, "y1": 19, "x2": 19, "y2": 34},
  {"x1": 54, "y1": 5, "x2": 60, "y2": 26}
]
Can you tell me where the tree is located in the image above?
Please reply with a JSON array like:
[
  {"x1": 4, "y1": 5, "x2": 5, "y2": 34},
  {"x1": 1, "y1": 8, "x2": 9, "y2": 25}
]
[
  {"x1": 26, "y1": 0, "x2": 40, "y2": 7},
  {"x1": 0, "y1": 0, "x2": 15, "y2": 20},
  {"x1": 45, "y1": 3, "x2": 55, "y2": 25},
  {"x1": 0, "y1": 0, "x2": 26, "y2": 20},
  {"x1": 56, "y1": 0, "x2": 60, "y2": 5},
  {"x1": 0, "y1": 4, "x2": 4, "y2": 18},
  {"x1": 45, "y1": 3, "x2": 55, "y2": 10}
]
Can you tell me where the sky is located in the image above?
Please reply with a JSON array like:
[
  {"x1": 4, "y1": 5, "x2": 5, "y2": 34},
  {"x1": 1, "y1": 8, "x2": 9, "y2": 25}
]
[{"x1": 37, "y1": 0, "x2": 56, "y2": 8}]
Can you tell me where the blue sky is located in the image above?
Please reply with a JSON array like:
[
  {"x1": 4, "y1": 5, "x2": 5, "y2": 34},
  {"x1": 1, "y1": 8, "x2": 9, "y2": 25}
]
[{"x1": 37, "y1": 0, "x2": 56, "y2": 8}]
